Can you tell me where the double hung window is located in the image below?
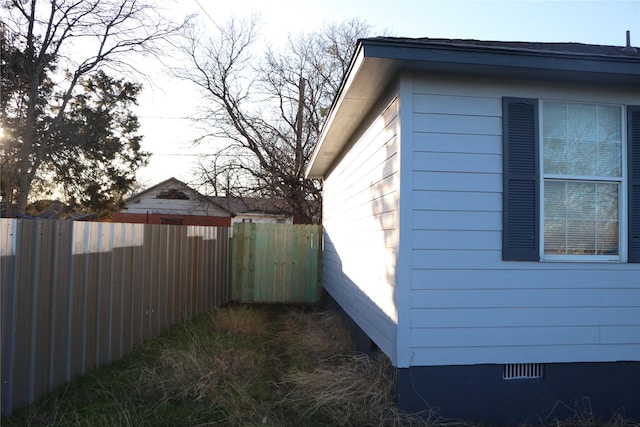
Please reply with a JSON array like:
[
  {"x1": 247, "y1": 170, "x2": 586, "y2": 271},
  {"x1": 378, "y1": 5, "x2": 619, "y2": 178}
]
[
  {"x1": 542, "y1": 102, "x2": 623, "y2": 259},
  {"x1": 502, "y1": 97, "x2": 640, "y2": 263}
]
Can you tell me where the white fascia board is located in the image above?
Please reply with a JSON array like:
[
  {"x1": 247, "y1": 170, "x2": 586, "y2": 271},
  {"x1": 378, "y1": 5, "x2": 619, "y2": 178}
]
[{"x1": 306, "y1": 48, "x2": 367, "y2": 179}]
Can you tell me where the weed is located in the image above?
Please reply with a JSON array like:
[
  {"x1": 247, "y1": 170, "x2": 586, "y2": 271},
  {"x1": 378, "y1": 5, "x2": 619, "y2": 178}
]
[
  {"x1": 274, "y1": 308, "x2": 354, "y2": 370},
  {"x1": 213, "y1": 304, "x2": 269, "y2": 336},
  {"x1": 3, "y1": 304, "x2": 639, "y2": 427},
  {"x1": 282, "y1": 352, "x2": 428, "y2": 426}
]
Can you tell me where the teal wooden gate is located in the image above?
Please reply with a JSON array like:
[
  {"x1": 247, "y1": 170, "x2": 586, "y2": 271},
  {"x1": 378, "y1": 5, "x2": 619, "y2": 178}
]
[{"x1": 232, "y1": 223, "x2": 322, "y2": 304}]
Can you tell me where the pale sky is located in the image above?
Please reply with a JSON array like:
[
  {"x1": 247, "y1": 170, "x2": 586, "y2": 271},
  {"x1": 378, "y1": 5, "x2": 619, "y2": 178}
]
[{"x1": 134, "y1": 0, "x2": 640, "y2": 187}]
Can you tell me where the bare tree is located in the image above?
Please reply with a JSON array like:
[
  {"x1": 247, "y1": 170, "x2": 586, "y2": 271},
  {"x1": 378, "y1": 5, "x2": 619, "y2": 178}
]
[
  {"x1": 194, "y1": 146, "x2": 248, "y2": 197},
  {"x1": 177, "y1": 17, "x2": 373, "y2": 224},
  {"x1": 0, "y1": 0, "x2": 188, "y2": 215}
]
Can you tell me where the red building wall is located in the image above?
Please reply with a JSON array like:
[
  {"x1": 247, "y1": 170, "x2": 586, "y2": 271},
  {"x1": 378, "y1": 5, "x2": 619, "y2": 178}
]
[{"x1": 110, "y1": 213, "x2": 231, "y2": 227}]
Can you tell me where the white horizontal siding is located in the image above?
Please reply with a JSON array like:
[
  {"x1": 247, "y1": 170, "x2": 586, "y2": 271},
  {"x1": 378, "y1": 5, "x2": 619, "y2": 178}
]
[
  {"x1": 126, "y1": 181, "x2": 230, "y2": 217},
  {"x1": 414, "y1": 93, "x2": 503, "y2": 116},
  {"x1": 413, "y1": 171, "x2": 502, "y2": 192},
  {"x1": 411, "y1": 230, "x2": 501, "y2": 250},
  {"x1": 413, "y1": 191, "x2": 501, "y2": 211},
  {"x1": 413, "y1": 152, "x2": 502, "y2": 173},
  {"x1": 414, "y1": 114, "x2": 502, "y2": 135},
  {"x1": 412, "y1": 268, "x2": 640, "y2": 289},
  {"x1": 412, "y1": 326, "x2": 600, "y2": 347},
  {"x1": 410, "y1": 344, "x2": 640, "y2": 366},
  {"x1": 231, "y1": 214, "x2": 292, "y2": 224},
  {"x1": 127, "y1": 198, "x2": 229, "y2": 217},
  {"x1": 413, "y1": 211, "x2": 501, "y2": 231},
  {"x1": 407, "y1": 75, "x2": 640, "y2": 366},
  {"x1": 411, "y1": 288, "x2": 640, "y2": 308},
  {"x1": 323, "y1": 241, "x2": 397, "y2": 353},
  {"x1": 414, "y1": 133, "x2": 501, "y2": 154},
  {"x1": 322, "y1": 96, "x2": 401, "y2": 364}
]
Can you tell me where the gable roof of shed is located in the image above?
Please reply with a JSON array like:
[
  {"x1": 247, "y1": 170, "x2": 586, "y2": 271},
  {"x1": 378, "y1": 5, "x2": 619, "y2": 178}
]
[
  {"x1": 306, "y1": 37, "x2": 640, "y2": 178},
  {"x1": 124, "y1": 177, "x2": 232, "y2": 215},
  {"x1": 124, "y1": 178, "x2": 297, "y2": 218}
]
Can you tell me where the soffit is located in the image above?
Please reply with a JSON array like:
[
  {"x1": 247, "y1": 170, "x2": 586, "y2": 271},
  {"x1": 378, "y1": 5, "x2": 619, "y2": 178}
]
[{"x1": 306, "y1": 38, "x2": 640, "y2": 179}]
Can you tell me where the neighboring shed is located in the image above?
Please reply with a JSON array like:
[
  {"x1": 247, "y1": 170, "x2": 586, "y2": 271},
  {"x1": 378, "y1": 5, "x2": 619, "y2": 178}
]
[
  {"x1": 306, "y1": 37, "x2": 640, "y2": 423},
  {"x1": 111, "y1": 177, "x2": 231, "y2": 226},
  {"x1": 209, "y1": 196, "x2": 294, "y2": 224}
]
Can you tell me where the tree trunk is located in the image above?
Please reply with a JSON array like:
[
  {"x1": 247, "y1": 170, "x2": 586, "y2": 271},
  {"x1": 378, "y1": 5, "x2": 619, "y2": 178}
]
[
  {"x1": 294, "y1": 77, "x2": 306, "y2": 176},
  {"x1": 15, "y1": 67, "x2": 41, "y2": 215}
]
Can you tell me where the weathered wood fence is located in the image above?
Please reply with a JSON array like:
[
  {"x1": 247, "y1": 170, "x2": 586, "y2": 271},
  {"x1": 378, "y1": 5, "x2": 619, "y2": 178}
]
[
  {"x1": 0, "y1": 219, "x2": 232, "y2": 417},
  {"x1": 232, "y1": 223, "x2": 322, "y2": 304}
]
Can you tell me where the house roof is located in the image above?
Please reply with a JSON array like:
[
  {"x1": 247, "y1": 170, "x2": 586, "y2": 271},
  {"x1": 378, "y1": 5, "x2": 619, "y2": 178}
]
[
  {"x1": 125, "y1": 177, "x2": 192, "y2": 202},
  {"x1": 208, "y1": 196, "x2": 293, "y2": 217},
  {"x1": 124, "y1": 177, "x2": 232, "y2": 215},
  {"x1": 124, "y1": 178, "x2": 295, "y2": 218},
  {"x1": 388, "y1": 37, "x2": 640, "y2": 58},
  {"x1": 306, "y1": 37, "x2": 640, "y2": 178}
]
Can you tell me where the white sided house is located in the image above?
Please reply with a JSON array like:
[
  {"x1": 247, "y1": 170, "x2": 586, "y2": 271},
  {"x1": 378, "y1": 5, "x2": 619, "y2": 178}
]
[
  {"x1": 208, "y1": 196, "x2": 294, "y2": 225},
  {"x1": 306, "y1": 37, "x2": 640, "y2": 423},
  {"x1": 112, "y1": 178, "x2": 232, "y2": 226}
]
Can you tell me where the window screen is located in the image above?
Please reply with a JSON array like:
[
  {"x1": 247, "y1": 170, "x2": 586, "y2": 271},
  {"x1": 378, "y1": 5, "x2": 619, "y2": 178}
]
[{"x1": 542, "y1": 102, "x2": 623, "y2": 257}]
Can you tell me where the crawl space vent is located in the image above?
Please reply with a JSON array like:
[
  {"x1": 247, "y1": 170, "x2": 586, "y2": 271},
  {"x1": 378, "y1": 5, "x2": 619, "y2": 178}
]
[{"x1": 503, "y1": 363, "x2": 544, "y2": 380}]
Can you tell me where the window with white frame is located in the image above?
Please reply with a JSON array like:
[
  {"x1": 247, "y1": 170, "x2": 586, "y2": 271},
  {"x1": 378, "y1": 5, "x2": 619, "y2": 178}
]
[
  {"x1": 541, "y1": 101, "x2": 624, "y2": 258},
  {"x1": 502, "y1": 97, "x2": 638, "y2": 263}
]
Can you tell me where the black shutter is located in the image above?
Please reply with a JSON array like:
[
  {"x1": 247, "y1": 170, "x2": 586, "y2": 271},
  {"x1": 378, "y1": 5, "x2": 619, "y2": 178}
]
[
  {"x1": 502, "y1": 97, "x2": 539, "y2": 261},
  {"x1": 629, "y1": 105, "x2": 640, "y2": 263}
]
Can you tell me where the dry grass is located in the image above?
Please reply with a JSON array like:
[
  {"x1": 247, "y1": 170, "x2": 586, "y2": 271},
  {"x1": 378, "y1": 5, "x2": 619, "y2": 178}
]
[
  {"x1": 275, "y1": 308, "x2": 354, "y2": 368},
  {"x1": 4, "y1": 304, "x2": 639, "y2": 427},
  {"x1": 213, "y1": 304, "x2": 270, "y2": 336},
  {"x1": 136, "y1": 344, "x2": 262, "y2": 402},
  {"x1": 301, "y1": 355, "x2": 389, "y2": 403},
  {"x1": 283, "y1": 353, "x2": 394, "y2": 424},
  {"x1": 274, "y1": 308, "x2": 433, "y2": 426},
  {"x1": 133, "y1": 305, "x2": 431, "y2": 426},
  {"x1": 132, "y1": 306, "x2": 277, "y2": 425},
  {"x1": 535, "y1": 399, "x2": 640, "y2": 427}
]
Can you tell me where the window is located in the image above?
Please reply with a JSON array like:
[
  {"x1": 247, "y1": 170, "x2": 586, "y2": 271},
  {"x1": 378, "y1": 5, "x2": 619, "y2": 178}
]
[
  {"x1": 161, "y1": 218, "x2": 184, "y2": 225},
  {"x1": 502, "y1": 98, "x2": 640, "y2": 263},
  {"x1": 542, "y1": 102, "x2": 623, "y2": 259},
  {"x1": 157, "y1": 189, "x2": 189, "y2": 199}
]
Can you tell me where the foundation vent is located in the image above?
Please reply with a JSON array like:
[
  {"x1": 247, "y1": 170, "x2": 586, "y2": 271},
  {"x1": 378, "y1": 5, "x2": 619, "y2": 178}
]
[{"x1": 503, "y1": 363, "x2": 544, "y2": 380}]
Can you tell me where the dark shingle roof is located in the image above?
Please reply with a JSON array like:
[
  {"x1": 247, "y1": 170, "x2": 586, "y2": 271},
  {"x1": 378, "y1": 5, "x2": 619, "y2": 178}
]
[
  {"x1": 307, "y1": 36, "x2": 639, "y2": 179},
  {"x1": 368, "y1": 37, "x2": 640, "y2": 58},
  {"x1": 208, "y1": 196, "x2": 292, "y2": 216}
]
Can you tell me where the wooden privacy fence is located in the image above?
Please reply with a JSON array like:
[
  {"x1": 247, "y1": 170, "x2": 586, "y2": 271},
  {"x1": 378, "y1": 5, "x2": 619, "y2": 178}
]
[
  {"x1": 0, "y1": 219, "x2": 232, "y2": 417},
  {"x1": 232, "y1": 223, "x2": 322, "y2": 304}
]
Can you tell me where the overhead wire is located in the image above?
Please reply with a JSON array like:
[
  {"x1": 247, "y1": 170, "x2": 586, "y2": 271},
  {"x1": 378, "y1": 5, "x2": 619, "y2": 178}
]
[{"x1": 193, "y1": 0, "x2": 216, "y2": 25}]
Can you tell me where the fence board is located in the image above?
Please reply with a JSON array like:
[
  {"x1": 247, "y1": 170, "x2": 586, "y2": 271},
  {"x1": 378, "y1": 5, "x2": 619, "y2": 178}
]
[
  {"x1": 110, "y1": 244, "x2": 123, "y2": 362},
  {"x1": 14, "y1": 221, "x2": 35, "y2": 408},
  {"x1": 0, "y1": 220, "x2": 16, "y2": 416},
  {"x1": 50, "y1": 221, "x2": 72, "y2": 392},
  {"x1": 232, "y1": 223, "x2": 322, "y2": 304},
  {"x1": 0, "y1": 219, "x2": 231, "y2": 417},
  {"x1": 33, "y1": 221, "x2": 52, "y2": 403}
]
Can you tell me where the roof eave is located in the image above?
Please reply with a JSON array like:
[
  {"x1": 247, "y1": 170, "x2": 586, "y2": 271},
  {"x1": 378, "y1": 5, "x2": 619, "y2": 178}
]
[
  {"x1": 306, "y1": 39, "x2": 640, "y2": 179},
  {"x1": 124, "y1": 177, "x2": 183, "y2": 203}
]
